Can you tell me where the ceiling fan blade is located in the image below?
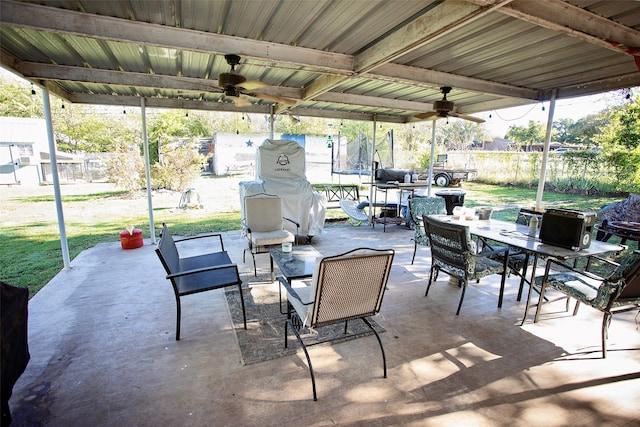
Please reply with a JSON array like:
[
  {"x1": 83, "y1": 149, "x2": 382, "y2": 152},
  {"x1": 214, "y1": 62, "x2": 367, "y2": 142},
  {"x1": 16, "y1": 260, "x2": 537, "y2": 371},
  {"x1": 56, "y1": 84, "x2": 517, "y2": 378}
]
[
  {"x1": 232, "y1": 95, "x2": 252, "y2": 107},
  {"x1": 253, "y1": 93, "x2": 297, "y2": 105},
  {"x1": 414, "y1": 111, "x2": 438, "y2": 120},
  {"x1": 237, "y1": 80, "x2": 269, "y2": 91},
  {"x1": 448, "y1": 112, "x2": 485, "y2": 123}
]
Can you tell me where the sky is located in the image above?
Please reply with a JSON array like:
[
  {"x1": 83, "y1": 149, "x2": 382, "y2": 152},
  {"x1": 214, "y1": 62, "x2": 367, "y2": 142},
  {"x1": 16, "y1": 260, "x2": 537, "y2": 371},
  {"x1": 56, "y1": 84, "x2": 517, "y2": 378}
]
[{"x1": 478, "y1": 91, "x2": 631, "y2": 138}]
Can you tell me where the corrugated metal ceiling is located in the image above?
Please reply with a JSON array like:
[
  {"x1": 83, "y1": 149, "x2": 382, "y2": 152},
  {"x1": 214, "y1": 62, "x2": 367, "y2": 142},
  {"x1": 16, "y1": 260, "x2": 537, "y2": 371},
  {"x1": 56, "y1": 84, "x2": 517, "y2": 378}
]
[{"x1": 1, "y1": 0, "x2": 639, "y2": 123}]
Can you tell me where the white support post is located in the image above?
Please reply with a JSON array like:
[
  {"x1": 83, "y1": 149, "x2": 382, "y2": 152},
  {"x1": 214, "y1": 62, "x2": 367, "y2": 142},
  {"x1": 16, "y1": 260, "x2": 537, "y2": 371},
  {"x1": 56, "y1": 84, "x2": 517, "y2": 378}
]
[
  {"x1": 368, "y1": 116, "x2": 377, "y2": 225},
  {"x1": 427, "y1": 120, "x2": 437, "y2": 197},
  {"x1": 42, "y1": 87, "x2": 71, "y2": 269},
  {"x1": 535, "y1": 89, "x2": 557, "y2": 211},
  {"x1": 269, "y1": 105, "x2": 275, "y2": 140},
  {"x1": 141, "y1": 98, "x2": 156, "y2": 244}
]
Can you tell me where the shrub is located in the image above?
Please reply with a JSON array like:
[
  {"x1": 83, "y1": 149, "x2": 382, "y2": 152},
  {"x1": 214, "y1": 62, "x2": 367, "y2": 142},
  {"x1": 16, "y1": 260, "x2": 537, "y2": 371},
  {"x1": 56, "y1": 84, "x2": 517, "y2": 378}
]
[
  {"x1": 151, "y1": 143, "x2": 205, "y2": 191},
  {"x1": 106, "y1": 144, "x2": 145, "y2": 196}
]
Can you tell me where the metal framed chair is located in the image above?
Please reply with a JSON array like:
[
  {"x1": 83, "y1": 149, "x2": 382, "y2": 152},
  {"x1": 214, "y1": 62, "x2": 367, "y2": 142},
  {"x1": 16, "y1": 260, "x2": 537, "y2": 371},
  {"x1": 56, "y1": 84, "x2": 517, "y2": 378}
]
[
  {"x1": 241, "y1": 193, "x2": 299, "y2": 276},
  {"x1": 533, "y1": 249, "x2": 640, "y2": 358},
  {"x1": 155, "y1": 223, "x2": 246, "y2": 340},
  {"x1": 408, "y1": 196, "x2": 446, "y2": 264},
  {"x1": 279, "y1": 247, "x2": 395, "y2": 401},
  {"x1": 423, "y1": 215, "x2": 509, "y2": 315}
]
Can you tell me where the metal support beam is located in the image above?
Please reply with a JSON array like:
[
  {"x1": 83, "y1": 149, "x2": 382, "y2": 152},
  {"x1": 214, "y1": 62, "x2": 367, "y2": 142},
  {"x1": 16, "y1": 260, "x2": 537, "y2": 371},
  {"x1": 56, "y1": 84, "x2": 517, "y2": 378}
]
[
  {"x1": 428, "y1": 121, "x2": 437, "y2": 197},
  {"x1": 536, "y1": 89, "x2": 557, "y2": 210},
  {"x1": 141, "y1": 97, "x2": 156, "y2": 244},
  {"x1": 368, "y1": 117, "x2": 377, "y2": 226},
  {"x1": 42, "y1": 87, "x2": 71, "y2": 269}
]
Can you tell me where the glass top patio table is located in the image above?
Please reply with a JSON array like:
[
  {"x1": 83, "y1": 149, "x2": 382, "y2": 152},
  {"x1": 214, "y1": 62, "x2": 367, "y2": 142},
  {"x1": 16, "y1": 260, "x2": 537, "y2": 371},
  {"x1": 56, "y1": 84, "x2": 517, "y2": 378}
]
[
  {"x1": 269, "y1": 245, "x2": 322, "y2": 282},
  {"x1": 427, "y1": 215, "x2": 624, "y2": 323}
]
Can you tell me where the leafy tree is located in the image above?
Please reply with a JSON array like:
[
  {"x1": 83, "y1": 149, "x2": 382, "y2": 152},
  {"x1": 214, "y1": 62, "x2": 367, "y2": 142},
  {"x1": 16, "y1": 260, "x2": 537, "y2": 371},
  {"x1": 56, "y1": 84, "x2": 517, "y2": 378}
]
[
  {"x1": 552, "y1": 118, "x2": 575, "y2": 144},
  {"x1": 570, "y1": 113, "x2": 608, "y2": 146},
  {"x1": 439, "y1": 119, "x2": 487, "y2": 151},
  {"x1": 598, "y1": 96, "x2": 640, "y2": 151},
  {"x1": 551, "y1": 114, "x2": 610, "y2": 147},
  {"x1": 506, "y1": 120, "x2": 545, "y2": 150},
  {"x1": 595, "y1": 95, "x2": 640, "y2": 188},
  {"x1": 55, "y1": 108, "x2": 139, "y2": 153},
  {"x1": 0, "y1": 79, "x2": 43, "y2": 117},
  {"x1": 1, "y1": 77, "x2": 140, "y2": 153},
  {"x1": 148, "y1": 110, "x2": 210, "y2": 164}
]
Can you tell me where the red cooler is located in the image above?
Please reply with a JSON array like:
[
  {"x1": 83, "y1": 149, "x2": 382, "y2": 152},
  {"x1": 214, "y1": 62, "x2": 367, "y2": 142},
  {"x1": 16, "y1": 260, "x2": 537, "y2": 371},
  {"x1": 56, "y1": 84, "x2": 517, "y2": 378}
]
[{"x1": 120, "y1": 228, "x2": 144, "y2": 249}]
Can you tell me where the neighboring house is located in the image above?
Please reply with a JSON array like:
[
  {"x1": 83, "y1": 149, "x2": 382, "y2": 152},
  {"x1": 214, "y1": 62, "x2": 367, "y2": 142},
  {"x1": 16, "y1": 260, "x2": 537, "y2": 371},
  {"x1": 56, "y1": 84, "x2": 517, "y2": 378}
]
[
  {"x1": 0, "y1": 117, "x2": 83, "y2": 185},
  {"x1": 483, "y1": 138, "x2": 515, "y2": 151}
]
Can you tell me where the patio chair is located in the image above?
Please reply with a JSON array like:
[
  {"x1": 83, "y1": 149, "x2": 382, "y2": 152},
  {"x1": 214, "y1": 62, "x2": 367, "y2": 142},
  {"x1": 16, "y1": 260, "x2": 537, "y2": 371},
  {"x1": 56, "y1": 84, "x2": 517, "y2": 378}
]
[
  {"x1": 533, "y1": 249, "x2": 640, "y2": 358},
  {"x1": 241, "y1": 193, "x2": 299, "y2": 276},
  {"x1": 408, "y1": 196, "x2": 446, "y2": 264},
  {"x1": 279, "y1": 247, "x2": 395, "y2": 401},
  {"x1": 155, "y1": 223, "x2": 246, "y2": 340},
  {"x1": 423, "y1": 215, "x2": 509, "y2": 315}
]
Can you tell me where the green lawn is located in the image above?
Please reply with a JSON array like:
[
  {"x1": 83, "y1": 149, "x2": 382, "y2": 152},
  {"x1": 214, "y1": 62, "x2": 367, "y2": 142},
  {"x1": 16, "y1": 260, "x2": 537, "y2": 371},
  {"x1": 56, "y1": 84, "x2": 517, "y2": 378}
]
[{"x1": 0, "y1": 182, "x2": 628, "y2": 297}]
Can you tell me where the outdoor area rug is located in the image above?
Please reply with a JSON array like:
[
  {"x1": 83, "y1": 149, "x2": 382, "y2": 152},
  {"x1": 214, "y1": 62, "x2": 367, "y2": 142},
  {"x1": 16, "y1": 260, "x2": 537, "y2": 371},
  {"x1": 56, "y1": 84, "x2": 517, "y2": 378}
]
[{"x1": 225, "y1": 281, "x2": 385, "y2": 365}]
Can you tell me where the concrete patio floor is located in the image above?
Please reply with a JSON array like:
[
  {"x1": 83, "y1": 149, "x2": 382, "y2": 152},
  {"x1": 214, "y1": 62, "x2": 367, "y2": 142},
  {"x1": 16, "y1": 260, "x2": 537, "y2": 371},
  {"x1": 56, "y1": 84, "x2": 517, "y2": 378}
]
[{"x1": 7, "y1": 221, "x2": 640, "y2": 426}]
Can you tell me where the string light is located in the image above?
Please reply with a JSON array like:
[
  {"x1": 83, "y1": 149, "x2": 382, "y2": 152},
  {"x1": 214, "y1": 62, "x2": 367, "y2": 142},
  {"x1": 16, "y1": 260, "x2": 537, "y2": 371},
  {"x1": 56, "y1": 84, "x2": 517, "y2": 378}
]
[
  {"x1": 31, "y1": 84, "x2": 36, "y2": 96},
  {"x1": 491, "y1": 103, "x2": 538, "y2": 121},
  {"x1": 61, "y1": 103, "x2": 65, "y2": 109}
]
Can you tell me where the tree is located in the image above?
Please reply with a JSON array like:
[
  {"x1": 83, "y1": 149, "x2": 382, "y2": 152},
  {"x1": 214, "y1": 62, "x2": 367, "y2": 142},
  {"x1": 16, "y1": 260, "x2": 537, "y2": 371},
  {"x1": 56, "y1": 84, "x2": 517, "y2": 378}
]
[
  {"x1": 55, "y1": 108, "x2": 140, "y2": 153},
  {"x1": 595, "y1": 95, "x2": 640, "y2": 188},
  {"x1": 506, "y1": 120, "x2": 545, "y2": 150},
  {"x1": 570, "y1": 113, "x2": 608, "y2": 146},
  {"x1": 552, "y1": 118, "x2": 575, "y2": 144},
  {"x1": 439, "y1": 119, "x2": 487, "y2": 151},
  {"x1": 0, "y1": 79, "x2": 43, "y2": 118},
  {"x1": 148, "y1": 110, "x2": 210, "y2": 164},
  {"x1": 598, "y1": 96, "x2": 640, "y2": 151}
]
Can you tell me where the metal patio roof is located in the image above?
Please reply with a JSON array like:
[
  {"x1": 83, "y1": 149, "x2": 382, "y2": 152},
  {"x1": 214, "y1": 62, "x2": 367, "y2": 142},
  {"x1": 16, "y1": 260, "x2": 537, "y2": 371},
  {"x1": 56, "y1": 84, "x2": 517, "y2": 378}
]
[{"x1": 1, "y1": 0, "x2": 639, "y2": 124}]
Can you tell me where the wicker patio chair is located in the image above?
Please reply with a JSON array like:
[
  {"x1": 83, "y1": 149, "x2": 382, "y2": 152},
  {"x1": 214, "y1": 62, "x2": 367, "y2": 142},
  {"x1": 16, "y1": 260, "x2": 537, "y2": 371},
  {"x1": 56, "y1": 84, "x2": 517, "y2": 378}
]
[{"x1": 279, "y1": 247, "x2": 395, "y2": 401}]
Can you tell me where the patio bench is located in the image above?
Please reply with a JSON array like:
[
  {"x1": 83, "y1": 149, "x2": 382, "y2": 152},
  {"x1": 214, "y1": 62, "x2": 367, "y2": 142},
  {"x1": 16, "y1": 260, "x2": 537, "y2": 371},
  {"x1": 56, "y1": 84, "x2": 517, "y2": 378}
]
[{"x1": 155, "y1": 223, "x2": 247, "y2": 340}]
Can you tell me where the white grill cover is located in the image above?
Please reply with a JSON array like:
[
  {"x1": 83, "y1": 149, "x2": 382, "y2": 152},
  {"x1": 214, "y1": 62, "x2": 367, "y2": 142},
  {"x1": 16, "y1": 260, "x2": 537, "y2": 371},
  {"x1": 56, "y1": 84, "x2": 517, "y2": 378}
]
[{"x1": 240, "y1": 139, "x2": 326, "y2": 237}]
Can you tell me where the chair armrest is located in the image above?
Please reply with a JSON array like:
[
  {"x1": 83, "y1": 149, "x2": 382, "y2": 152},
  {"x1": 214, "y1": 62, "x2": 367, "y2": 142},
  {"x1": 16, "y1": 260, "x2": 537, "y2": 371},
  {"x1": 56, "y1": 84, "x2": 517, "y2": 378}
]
[
  {"x1": 545, "y1": 258, "x2": 605, "y2": 282},
  {"x1": 585, "y1": 255, "x2": 621, "y2": 272},
  {"x1": 167, "y1": 262, "x2": 238, "y2": 279},
  {"x1": 173, "y1": 232, "x2": 226, "y2": 251},
  {"x1": 475, "y1": 246, "x2": 509, "y2": 259},
  {"x1": 277, "y1": 276, "x2": 313, "y2": 306},
  {"x1": 241, "y1": 220, "x2": 251, "y2": 233},
  {"x1": 283, "y1": 217, "x2": 300, "y2": 237},
  {"x1": 283, "y1": 217, "x2": 300, "y2": 228},
  {"x1": 278, "y1": 276, "x2": 300, "y2": 301}
]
